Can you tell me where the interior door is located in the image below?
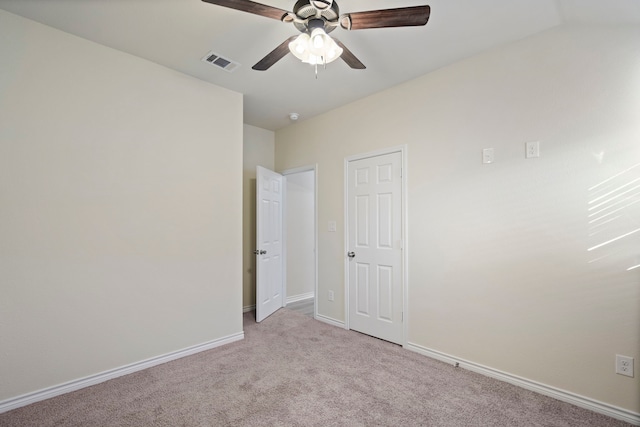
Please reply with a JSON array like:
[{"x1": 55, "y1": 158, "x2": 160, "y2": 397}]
[
  {"x1": 347, "y1": 151, "x2": 403, "y2": 344},
  {"x1": 256, "y1": 166, "x2": 284, "y2": 322}
]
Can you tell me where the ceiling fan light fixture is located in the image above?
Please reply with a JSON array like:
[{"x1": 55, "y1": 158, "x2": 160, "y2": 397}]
[
  {"x1": 326, "y1": 45, "x2": 341, "y2": 60},
  {"x1": 302, "y1": 54, "x2": 319, "y2": 65},
  {"x1": 323, "y1": 37, "x2": 342, "y2": 63},
  {"x1": 288, "y1": 33, "x2": 310, "y2": 60},
  {"x1": 307, "y1": 28, "x2": 342, "y2": 64},
  {"x1": 310, "y1": 28, "x2": 326, "y2": 49},
  {"x1": 289, "y1": 27, "x2": 342, "y2": 66}
]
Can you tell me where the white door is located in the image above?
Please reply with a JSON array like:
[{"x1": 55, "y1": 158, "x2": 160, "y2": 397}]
[
  {"x1": 347, "y1": 151, "x2": 403, "y2": 344},
  {"x1": 256, "y1": 166, "x2": 284, "y2": 322}
]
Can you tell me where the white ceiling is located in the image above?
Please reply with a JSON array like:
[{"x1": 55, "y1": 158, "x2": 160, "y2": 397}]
[{"x1": 1, "y1": 0, "x2": 638, "y2": 131}]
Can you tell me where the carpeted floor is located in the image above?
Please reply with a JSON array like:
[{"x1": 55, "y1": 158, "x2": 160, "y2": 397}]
[
  {"x1": 0, "y1": 309, "x2": 632, "y2": 426},
  {"x1": 286, "y1": 298, "x2": 314, "y2": 317}
]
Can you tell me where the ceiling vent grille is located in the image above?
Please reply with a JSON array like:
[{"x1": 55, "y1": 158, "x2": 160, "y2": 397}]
[{"x1": 201, "y1": 51, "x2": 240, "y2": 73}]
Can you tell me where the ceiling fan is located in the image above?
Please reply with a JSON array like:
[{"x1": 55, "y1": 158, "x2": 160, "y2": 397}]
[{"x1": 201, "y1": 0, "x2": 431, "y2": 71}]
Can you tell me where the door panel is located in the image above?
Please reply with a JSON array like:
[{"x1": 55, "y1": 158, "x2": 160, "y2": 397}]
[
  {"x1": 356, "y1": 195, "x2": 369, "y2": 246},
  {"x1": 256, "y1": 166, "x2": 284, "y2": 322},
  {"x1": 348, "y1": 151, "x2": 403, "y2": 344},
  {"x1": 378, "y1": 193, "x2": 393, "y2": 248},
  {"x1": 377, "y1": 265, "x2": 393, "y2": 321},
  {"x1": 356, "y1": 262, "x2": 370, "y2": 315}
]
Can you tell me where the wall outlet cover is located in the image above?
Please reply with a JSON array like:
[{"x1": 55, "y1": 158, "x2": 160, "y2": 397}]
[
  {"x1": 616, "y1": 354, "x2": 634, "y2": 378},
  {"x1": 525, "y1": 141, "x2": 540, "y2": 158}
]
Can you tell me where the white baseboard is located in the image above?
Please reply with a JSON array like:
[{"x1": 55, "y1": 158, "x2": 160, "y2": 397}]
[
  {"x1": 315, "y1": 314, "x2": 345, "y2": 329},
  {"x1": 242, "y1": 304, "x2": 255, "y2": 313},
  {"x1": 0, "y1": 332, "x2": 244, "y2": 415},
  {"x1": 286, "y1": 292, "x2": 314, "y2": 305},
  {"x1": 405, "y1": 342, "x2": 640, "y2": 426}
]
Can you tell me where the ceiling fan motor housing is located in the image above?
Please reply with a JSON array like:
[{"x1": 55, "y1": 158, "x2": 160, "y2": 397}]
[
  {"x1": 311, "y1": 0, "x2": 333, "y2": 10},
  {"x1": 292, "y1": 0, "x2": 340, "y2": 34}
]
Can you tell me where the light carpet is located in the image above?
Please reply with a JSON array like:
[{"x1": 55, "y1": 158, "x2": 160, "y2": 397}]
[{"x1": 0, "y1": 309, "x2": 632, "y2": 426}]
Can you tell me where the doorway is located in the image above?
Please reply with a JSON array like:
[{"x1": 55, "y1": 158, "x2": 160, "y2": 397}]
[{"x1": 283, "y1": 167, "x2": 317, "y2": 318}]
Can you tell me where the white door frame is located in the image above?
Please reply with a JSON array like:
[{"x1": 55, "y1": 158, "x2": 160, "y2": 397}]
[
  {"x1": 281, "y1": 164, "x2": 318, "y2": 319},
  {"x1": 344, "y1": 146, "x2": 408, "y2": 345}
]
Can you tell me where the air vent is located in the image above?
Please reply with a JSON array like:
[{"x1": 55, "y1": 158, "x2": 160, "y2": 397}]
[{"x1": 201, "y1": 51, "x2": 240, "y2": 73}]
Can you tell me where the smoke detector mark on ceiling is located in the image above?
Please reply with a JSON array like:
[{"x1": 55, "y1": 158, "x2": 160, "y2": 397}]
[{"x1": 201, "y1": 51, "x2": 240, "y2": 73}]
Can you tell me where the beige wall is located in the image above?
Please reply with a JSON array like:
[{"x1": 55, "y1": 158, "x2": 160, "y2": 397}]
[
  {"x1": 275, "y1": 25, "x2": 640, "y2": 413},
  {"x1": 242, "y1": 124, "x2": 275, "y2": 309},
  {"x1": 0, "y1": 10, "x2": 243, "y2": 402}
]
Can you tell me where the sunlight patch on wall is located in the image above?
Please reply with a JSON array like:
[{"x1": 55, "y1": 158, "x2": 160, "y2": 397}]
[{"x1": 587, "y1": 162, "x2": 640, "y2": 270}]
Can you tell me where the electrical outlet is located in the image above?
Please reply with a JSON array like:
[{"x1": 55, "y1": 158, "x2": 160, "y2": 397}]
[
  {"x1": 525, "y1": 141, "x2": 540, "y2": 158},
  {"x1": 616, "y1": 354, "x2": 634, "y2": 377},
  {"x1": 328, "y1": 290, "x2": 334, "y2": 302}
]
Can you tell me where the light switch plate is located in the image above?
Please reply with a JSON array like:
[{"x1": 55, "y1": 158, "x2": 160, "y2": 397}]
[
  {"x1": 482, "y1": 148, "x2": 494, "y2": 164},
  {"x1": 328, "y1": 221, "x2": 337, "y2": 232}
]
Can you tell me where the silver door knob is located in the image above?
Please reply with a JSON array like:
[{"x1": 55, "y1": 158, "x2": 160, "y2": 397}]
[{"x1": 347, "y1": 251, "x2": 356, "y2": 258}]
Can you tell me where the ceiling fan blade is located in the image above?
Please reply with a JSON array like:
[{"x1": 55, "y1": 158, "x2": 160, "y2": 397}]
[
  {"x1": 252, "y1": 36, "x2": 297, "y2": 71},
  {"x1": 333, "y1": 39, "x2": 365, "y2": 69},
  {"x1": 201, "y1": 0, "x2": 290, "y2": 21},
  {"x1": 341, "y1": 5, "x2": 430, "y2": 30}
]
